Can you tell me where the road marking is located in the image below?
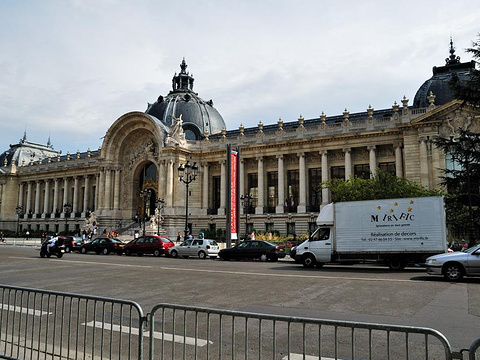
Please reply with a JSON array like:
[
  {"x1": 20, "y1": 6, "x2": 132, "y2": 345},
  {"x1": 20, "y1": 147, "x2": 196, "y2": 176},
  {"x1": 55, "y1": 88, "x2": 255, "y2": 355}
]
[
  {"x1": 157, "y1": 266, "x2": 419, "y2": 283},
  {"x1": 11, "y1": 257, "x2": 154, "y2": 269},
  {"x1": 12, "y1": 256, "x2": 423, "y2": 283},
  {"x1": 83, "y1": 321, "x2": 210, "y2": 346},
  {"x1": 283, "y1": 355, "x2": 343, "y2": 360},
  {"x1": 1, "y1": 304, "x2": 50, "y2": 316}
]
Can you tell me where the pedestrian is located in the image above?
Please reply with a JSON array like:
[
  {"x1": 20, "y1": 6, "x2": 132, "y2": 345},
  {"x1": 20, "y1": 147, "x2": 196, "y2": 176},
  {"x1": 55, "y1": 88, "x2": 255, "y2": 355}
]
[
  {"x1": 176, "y1": 232, "x2": 181, "y2": 243},
  {"x1": 0, "y1": 231, "x2": 4, "y2": 243},
  {"x1": 25, "y1": 230, "x2": 30, "y2": 240}
]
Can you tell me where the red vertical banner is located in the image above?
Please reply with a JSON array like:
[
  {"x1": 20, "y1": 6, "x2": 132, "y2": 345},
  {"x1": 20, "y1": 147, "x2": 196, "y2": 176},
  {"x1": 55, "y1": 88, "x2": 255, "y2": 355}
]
[{"x1": 230, "y1": 150, "x2": 238, "y2": 240}]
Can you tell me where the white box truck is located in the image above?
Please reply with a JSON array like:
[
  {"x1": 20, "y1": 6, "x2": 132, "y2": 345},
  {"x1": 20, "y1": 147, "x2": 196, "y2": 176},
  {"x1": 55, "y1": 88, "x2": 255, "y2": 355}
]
[{"x1": 294, "y1": 197, "x2": 447, "y2": 270}]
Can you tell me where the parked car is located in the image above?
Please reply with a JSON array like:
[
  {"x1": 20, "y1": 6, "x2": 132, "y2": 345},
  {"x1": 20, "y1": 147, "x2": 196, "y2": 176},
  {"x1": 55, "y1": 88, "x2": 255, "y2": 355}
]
[
  {"x1": 80, "y1": 237, "x2": 124, "y2": 255},
  {"x1": 123, "y1": 235, "x2": 174, "y2": 257},
  {"x1": 62, "y1": 236, "x2": 85, "y2": 252},
  {"x1": 426, "y1": 244, "x2": 480, "y2": 281},
  {"x1": 170, "y1": 239, "x2": 219, "y2": 259},
  {"x1": 218, "y1": 240, "x2": 286, "y2": 262}
]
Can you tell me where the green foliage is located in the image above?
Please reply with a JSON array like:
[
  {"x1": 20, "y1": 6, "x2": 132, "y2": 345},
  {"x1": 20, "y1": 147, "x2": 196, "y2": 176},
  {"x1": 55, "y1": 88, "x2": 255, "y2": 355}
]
[
  {"x1": 200, "y1": 228, "x2": 226, "y2": 242},
  {"x1": 320, "y1": 170, "x2": 444, "y2": 203},
  {"x1": 451, "y1": 33, "x2": 480, "y2": 107}
]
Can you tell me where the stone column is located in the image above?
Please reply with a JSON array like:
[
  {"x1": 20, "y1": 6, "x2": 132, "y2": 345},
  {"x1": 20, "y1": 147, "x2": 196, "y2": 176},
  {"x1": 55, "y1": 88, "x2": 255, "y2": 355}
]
[
  {"x1": 62, "y1": 178, "x2": 69, "y2": 217},
  {"x1": 113, "y1": 168, "x2": 121, "y2": 209},
  {"x1": 239, "y1": 159, "x2": 245, "y2": 199},
  {"x1": 202, "y1": 162, "x2": 209, "y2": 210},
  {"x1": 18, "y1": 183, "x2": 24, "y2": 210},
  {"x1": 104, "y1": 168, "x2": 112, "y2": 210},
  {"x1": 42, "y1": 180, "x2": 50, "y2": 218},
  {"x1": 26, "y1": 182, "x2": 32, "y2": 214},
  {"x1": 83, "y1": 175, "x2": 90, "y2": 216},
  {"x1": 320, "y1": 150, "x2": 330, "y2": 204},
  {"x1": 94, "y1": 174, "x2": 100, "y2": 211},
  {"x1": 51, "y1": 179, "x2": 59, "y2": 216},
  {"x1": 97, "y1": 168, "x2": 105, "y2": 210},
  {"x1": 368, "y1": 146, "x2": 377, "y2": 178},
  {"x1": 255, "y1": 156, "x2": 264, "y2": 214},
  {"x1": 343, "y1": 148, "x2": 352, "y2": 180},
  {"x1": 219, "y1": 160, "x2": 226, "y2": 214},
  {"x1": 166, "y1": 159, "x2": 174, "y2": 207},
  {"x1": 158, "y1": 161, "x2": 166, "y2": 200},
  {"x1": 72, "y1": 176, "x2": 79, "y2": 215},
  {"x1": 298, "y1": 152, "x2": 306, "y2": 213},
  {"x1": 419, "y1": 138, "x2": 429, "y2": 187},
  {"x1": 34, "y1": 181, "x2": 41, "y2": 217},
  {"x1": 394, "y1": 142, "x2": 403, "y2": 177},
  {"x1": 276, "y1": 155, "x2": 285, "y2": 213}
]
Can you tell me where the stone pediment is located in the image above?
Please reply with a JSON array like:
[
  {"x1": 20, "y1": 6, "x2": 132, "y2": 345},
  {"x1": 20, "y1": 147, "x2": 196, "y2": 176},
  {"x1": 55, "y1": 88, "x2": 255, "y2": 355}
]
[{"x1": 409, "y1": 100, "x2": 480, "y2": 138}]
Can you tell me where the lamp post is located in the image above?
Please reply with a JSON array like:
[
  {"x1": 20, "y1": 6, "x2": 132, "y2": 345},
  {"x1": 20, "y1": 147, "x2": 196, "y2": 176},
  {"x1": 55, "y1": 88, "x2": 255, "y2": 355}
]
[
  {"x1": 15, "y1": 205, "x2": 23, "y2": 237},
  {"x1": 156, "y1": 198, "x2": 165, "y2": 235},
  {"x1": 63, "y1": 203, "x2": 72, "y2": 234},
  {"x1": 140, "y1": 189, "x2": 152, "y2": 236},
  {"x1": 178, "y1": 161, "x2": 198, "y2": 239},
  {"x1": 240, "y1": 194, "x2": 252, "y2": 240}
]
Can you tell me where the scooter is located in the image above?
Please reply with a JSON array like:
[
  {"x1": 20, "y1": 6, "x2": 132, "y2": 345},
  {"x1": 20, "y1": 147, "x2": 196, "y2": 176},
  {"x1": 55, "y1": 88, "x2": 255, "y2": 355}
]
[{"x1": 40, "y1": 239, "x2": 65, "y2": 258}]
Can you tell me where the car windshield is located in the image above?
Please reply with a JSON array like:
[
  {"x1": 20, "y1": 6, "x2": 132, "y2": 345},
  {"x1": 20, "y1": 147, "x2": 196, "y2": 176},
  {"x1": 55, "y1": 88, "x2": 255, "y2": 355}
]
[{"x1": 465, "y1": 244, "x2": 480, "y2": 254}]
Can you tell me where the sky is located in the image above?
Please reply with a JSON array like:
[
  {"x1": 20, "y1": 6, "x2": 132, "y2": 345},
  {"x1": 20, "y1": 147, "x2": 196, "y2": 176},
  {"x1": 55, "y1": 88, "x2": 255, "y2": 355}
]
[{"x1": 0, "y1": 0, "x2": 479, "y2": 154}]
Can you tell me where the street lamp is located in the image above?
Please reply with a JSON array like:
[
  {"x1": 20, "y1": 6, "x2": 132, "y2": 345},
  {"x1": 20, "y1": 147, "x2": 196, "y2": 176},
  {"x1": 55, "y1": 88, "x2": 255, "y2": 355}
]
[
  {"x1": 140, "y1": 189, "x2": 152, "y2": 236},
  {"x1": 15, "y1": 205, "x2": 23, "y2": 237},
  {"x1": 63, "y1": 203, "x2": 72, "y2": 234},
  {"x1": 178, "y1": 161, "x2": 198, "y2": 239},
  {"x1": 240, "y1": 194, "x2": 253, "y2": 241},
  {"x1": 156, "y1": 198, "x2": 165, "y2": 235}
]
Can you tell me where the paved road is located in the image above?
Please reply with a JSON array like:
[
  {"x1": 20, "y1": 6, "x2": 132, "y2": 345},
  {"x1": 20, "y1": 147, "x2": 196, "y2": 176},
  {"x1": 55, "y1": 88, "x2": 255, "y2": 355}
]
[{"x1": 1, "y1": 244, "x2": 479, "y2": 352}]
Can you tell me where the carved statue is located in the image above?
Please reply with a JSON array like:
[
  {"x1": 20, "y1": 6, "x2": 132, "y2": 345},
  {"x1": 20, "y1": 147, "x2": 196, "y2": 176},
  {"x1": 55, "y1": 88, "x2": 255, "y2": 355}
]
[{"x1": 166, "y1": 114, "x2": 186, "y2": 146}]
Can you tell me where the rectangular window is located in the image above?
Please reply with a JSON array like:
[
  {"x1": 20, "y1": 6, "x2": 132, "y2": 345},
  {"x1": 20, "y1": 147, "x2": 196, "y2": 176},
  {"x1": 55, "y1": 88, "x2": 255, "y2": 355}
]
[
  {"x1": 308, "y1": 222, "x2": 316, "y2": 235},
  {"x1": 379, "y1": 162, "x2": 396, "y2": 175},
  {"x1": 212, "y1": 176, "x2": 221, "y2": 210},
  {"x1": 354, "y1": 164, "x2": 370, "y2": 179},
  {"x1": 308, "y1": 168, "x2": 322, "y2": 212},
  {"x1": 267, "y1": 171, "x2": 278, "y2": 213},
  {"x1": 286, "y1": 170, "x2": 299, "y2": 213},
  {"x1": 287, "y1": 222, "x2": 295, "y2": 236},
  {"x1": 330, "y1": 166, "x2": 345, "y2": 179},
  {"x1": 248, "y1": 173, "x2": 258, "y2": 212},
  {"x1": 265, "y1": 222, "x2": 274, "y2": 233}
]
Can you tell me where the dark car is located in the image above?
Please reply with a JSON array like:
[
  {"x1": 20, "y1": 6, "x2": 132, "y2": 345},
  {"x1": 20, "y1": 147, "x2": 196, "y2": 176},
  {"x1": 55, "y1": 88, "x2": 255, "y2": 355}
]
[
  {"x1": 123, "y1": 235, "x2": 174, "y2": 257},
  {"x1": 218, "y1": 240, "x2": 286, "y2": 262},
  {"x1": 70, "y1": 236, "x2": 86, "y2": 251},
  {"x1": 80, "y1": 237, "x2": 124, "y2": 255}
]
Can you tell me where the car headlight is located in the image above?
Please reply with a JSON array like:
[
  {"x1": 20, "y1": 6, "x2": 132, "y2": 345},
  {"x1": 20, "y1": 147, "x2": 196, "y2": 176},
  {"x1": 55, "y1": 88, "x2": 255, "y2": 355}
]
[{"x1": 426, "y1": 259, "x2": 436, "y2": 265}]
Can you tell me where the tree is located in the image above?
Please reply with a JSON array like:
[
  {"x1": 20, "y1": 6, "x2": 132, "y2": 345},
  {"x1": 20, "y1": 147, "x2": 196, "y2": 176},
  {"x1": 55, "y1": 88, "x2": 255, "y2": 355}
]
[
  {"x1": 320, "y1": 170, "x2": 444, "y2": 203},
  {"x1": 451, "y1": 33, "x2": 480, "y2": 107},
  {"x1": 433, "y1": 129, "x2": 480, "y2": 247}
]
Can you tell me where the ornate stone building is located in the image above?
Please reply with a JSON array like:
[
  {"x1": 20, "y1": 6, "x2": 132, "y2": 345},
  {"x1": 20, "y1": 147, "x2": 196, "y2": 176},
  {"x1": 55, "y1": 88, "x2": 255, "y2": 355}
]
[{"x1": 0, "y1": 43, "x2": 479, "y2": 238}]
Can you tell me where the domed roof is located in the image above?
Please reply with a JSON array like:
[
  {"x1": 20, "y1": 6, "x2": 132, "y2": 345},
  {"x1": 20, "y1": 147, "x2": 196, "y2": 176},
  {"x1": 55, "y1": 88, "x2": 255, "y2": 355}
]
[
  {"x1": 0, "y1": 132, "x2": 60, "y2": 170},
  {"x1": 413, "y1": 39, "x2": 475, "y2": 108},
  {"x1": 145, "y1": 59, "x2": 226, "y2": 140}
]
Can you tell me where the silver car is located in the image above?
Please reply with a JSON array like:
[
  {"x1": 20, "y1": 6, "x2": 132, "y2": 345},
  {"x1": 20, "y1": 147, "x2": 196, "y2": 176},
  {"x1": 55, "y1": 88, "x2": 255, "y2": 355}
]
[
  {"x1": 170, "y1": 239, "x2": 219, "y2": 259},
  {"x1": 426, "y1": 244, "x2": 480, "y2": 281}
]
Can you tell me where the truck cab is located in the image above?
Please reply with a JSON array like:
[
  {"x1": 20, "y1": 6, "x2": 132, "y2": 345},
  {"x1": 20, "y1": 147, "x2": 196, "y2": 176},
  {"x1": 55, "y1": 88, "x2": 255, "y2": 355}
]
[{"x1": 295, "y1": 226, "x2": 333, "y2": 268}]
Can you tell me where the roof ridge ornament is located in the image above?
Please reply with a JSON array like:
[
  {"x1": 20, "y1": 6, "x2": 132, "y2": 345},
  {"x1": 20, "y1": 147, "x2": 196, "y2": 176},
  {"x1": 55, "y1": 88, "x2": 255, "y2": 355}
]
[{"x1": 446, "y1": 37, "x2": 461, "y2": 65}]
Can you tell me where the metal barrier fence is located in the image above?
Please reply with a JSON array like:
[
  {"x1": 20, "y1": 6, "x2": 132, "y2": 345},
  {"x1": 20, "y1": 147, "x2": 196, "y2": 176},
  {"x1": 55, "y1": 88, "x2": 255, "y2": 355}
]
[
  {"x1": 0, "y1": 284, "x2": 145, "y2": 359},
  {"x1": 149, "y1": 304, "x2": 454, "y2": 360},
  {"x1": 1, "y1": 284, "x2": 479, "y2": 359}
]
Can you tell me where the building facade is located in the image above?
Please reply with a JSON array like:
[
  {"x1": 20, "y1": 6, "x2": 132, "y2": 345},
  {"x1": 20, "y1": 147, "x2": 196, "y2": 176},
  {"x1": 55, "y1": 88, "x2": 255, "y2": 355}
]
[{"x1": 1, "y1": 44, "x2": 479, "y2": 238}]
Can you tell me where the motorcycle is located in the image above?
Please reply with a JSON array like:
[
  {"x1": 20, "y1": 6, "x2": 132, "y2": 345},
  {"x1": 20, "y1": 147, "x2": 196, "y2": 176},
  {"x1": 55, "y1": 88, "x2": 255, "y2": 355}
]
[{"x1": 40, "y1": 238, "x2": 65, "y2": 258}]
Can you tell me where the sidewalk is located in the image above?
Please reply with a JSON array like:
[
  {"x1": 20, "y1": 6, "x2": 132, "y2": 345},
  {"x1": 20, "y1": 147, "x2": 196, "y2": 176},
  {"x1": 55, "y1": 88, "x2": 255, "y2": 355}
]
[{"x1": 0, "y1": 238, "x2": 42, "y2": 247}]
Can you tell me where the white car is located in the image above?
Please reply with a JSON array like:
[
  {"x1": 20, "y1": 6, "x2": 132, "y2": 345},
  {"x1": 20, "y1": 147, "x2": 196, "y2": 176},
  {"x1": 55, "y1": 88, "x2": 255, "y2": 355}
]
[
  {"x1": 169, "y1": 239, "x2": 219, "y2": 259},
  {"x1": 426, "y1": 244, "x2": 480, "y2": 281}
]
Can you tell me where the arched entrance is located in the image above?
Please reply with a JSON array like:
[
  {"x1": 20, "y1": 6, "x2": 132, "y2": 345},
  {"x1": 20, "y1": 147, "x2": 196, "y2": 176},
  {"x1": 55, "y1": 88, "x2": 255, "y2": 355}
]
[{"x1": 137, "y1": 162, "x2": 158, "y2": 219}]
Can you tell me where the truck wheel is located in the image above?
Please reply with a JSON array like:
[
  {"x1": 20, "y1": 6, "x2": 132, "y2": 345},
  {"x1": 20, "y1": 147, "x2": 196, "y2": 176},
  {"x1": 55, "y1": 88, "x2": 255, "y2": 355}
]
[
  {"x1": 443, "y1": 262, "x2": 464, "y2": 281},
  {"x1": 302, "y1": 254, "x2": 316, "y2": 268},
  {"x1": 388, "y1": 258, "x2": 406, "y2": 271}
]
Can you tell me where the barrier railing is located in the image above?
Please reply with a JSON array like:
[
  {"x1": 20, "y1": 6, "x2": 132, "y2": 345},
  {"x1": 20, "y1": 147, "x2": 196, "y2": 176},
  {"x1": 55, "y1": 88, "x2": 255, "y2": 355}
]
[
  {"x1": 148, "y1": 303, "x2": 454, "y2": 360},
  {"x1": 0, "y1": 284, "x2": 145, "y2": 359},
  {"x1": 1, "y1": 284, "x2": 479, "y2": 359}
]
